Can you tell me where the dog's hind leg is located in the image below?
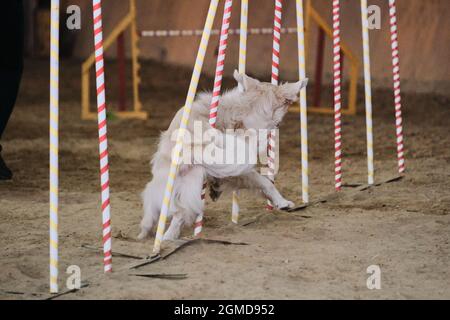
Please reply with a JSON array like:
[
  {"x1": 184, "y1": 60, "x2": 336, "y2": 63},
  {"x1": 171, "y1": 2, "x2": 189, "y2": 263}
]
[
  {"x1": 163, "y1": 213, "x2": 184, "y2": 241},
  {"x1": 138, "y1": 179, "x2": 165, "y2": 240},
  {"x1": 164, "y1": 165, "x2": 205, "y2": 239}
]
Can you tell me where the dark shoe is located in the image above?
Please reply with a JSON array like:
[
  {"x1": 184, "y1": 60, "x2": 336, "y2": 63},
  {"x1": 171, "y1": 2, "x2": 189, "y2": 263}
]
[{"x1": 0, "y1": 145, "x2": 13, "y2": 180}]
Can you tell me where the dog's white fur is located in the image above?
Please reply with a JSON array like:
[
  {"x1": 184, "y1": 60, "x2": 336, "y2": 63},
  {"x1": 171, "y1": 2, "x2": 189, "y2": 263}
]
[{"x1": 139, "y1": 71, "x2": 308, "y2": 241}]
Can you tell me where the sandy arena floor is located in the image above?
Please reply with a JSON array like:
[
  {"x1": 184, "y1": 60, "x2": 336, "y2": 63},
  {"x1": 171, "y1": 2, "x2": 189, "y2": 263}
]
[{"x1": 0, "y1": 59, "x2": 449, "y2": 299}]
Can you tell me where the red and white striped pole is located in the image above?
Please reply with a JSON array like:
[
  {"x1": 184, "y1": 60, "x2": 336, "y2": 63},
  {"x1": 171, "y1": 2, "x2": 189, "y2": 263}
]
[
  {"x1": 208, "y1": 0, "x2": 233, "y2": 128},
  {"x1": 92, "y1": 0, "x2": 112, "y2": 272},
  {"x1": 267, "y1": 0, "x2": 283, "y2": 210},
  {"x1": 194, "y1": 0, "x2": 233, "y2": 236},
  {"x1": 193, "y1": 182, "x2": 207, "y2": 236},
  {"x1": 271, "y1": 0, "x2": 283, "y2": 85},
  {"x1": 388, "y1": 0, "x2": 405, "y2": 174},
  {"x1": 332, "y1": 0, "x2": 342, "y2": 191}
]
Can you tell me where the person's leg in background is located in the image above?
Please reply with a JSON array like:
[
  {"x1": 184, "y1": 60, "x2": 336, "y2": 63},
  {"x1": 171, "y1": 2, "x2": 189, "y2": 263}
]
[{"x1": 0, "y1": 0, "x2": 24, "y2": 180}]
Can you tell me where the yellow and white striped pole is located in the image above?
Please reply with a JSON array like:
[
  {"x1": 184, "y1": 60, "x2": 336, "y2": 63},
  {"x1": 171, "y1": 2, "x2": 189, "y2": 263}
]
[
  {"x1": 360, "y1": 0, "x2": 374, "y2": 185},
  {"x1": 152, "y1": 0, "x2": 219, "y2": 255},
  {"x1": 232, "y1": 0, "x2": 248, "y2": 224},
  {"x1": 238, "y1": 0, "x2": 248, "y2": 90},
  {"x1": 296, "y1": 0, "x2": 309, "y2": 204},
  {"x1": 49, "y1": 0, "x2": 60, "y2": 294}
]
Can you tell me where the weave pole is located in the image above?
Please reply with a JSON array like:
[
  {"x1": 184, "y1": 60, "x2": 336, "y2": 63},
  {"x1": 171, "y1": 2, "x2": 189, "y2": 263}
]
[
  {"x1": 49, "y1": 0, "x2": 59, "y2": 294},
  {"x1": 92, "y1": 0, "x2": 112, "y2": 272},
  {"x1": 360, "y1": 0, "x2": 374, "y2": 185},
  {"x1": 193, "y1": 0, "x2": 233, "y2": 237},
  {"x1": 208, "y1": 0, "x2": 233, "y2": 127},
  {"x1": 388, "y1": 0, "x2": 405, "y2": 174},
  {"x1": 271, "y1": 0, "x2": 283, "y2": 86},
  {"x1": 232, "y1": 0, "x2": 248, "y2": 224},
  {"x1": 267, "y1": 0, "x2": 283, "y2": 210},
  {"x1": 296, "y1": 0, "x2": 309, "y2": 203},
  {"x1": 153, "y1": 0, "x2": 220, "y2": 254},
  {"x1": 332, "y1": 0, "x2": 342, "y2": 191},
  {"x1": 238, "y1": 0, "x2": 248, "y2": 91},
  {"x1": 193, "y1": 182, "x2": 207, "y2": 236}
]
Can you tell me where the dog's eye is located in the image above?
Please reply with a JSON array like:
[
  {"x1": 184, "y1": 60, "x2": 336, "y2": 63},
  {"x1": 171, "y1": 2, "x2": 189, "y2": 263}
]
[{"x1": 284, "y1": 99, "x2": 293, "y2": 105}]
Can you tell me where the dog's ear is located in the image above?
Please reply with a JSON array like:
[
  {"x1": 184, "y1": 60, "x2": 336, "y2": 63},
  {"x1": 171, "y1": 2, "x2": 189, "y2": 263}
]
[
  {"x1": 233, "y1": 70, "x2": 260, "y2": 92},
  {"x1": 278, "y1": 78, "x2": 308, "y2": 102}
]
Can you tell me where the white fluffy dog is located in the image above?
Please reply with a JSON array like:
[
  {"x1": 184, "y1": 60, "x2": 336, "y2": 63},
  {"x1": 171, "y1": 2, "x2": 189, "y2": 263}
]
[{"x1": 138, "y1": 71, "x2": 308, "y2": 240}]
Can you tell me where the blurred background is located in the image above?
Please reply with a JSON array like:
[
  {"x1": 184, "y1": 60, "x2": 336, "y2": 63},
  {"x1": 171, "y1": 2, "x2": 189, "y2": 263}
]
[{"x1": 25, "y1": 0, "x2": 450, "y2": 96}]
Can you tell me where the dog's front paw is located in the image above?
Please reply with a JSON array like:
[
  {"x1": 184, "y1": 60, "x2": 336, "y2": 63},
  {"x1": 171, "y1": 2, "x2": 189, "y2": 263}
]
[{"x1": 276, "y1": 199, "x2": 295, "y2": 211}]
